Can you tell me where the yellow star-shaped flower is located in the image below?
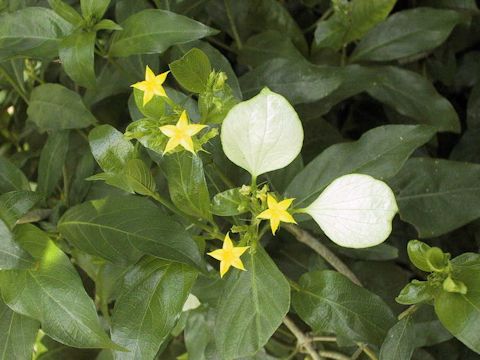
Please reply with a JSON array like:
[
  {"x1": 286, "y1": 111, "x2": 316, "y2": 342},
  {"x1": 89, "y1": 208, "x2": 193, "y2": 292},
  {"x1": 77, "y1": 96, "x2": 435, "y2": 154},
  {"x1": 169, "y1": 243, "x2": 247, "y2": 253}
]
[
  {"x1": 257, "y1": 194, "x2": 297, "y2": 235},
  {"x1": 131, "y1": 65, "x2": 169, "y2": 106},
  {"x1": 159, "y1": 110, "x2": 207, "y2": 154},
  {"x1": 207, "y1": 233, "x2": 250, "y2": 278}
]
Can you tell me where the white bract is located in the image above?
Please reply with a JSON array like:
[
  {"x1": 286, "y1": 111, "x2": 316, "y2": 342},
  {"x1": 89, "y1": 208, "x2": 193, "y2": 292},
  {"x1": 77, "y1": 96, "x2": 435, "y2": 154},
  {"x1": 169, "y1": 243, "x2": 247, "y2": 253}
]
[
  {"x1": 221, "y1": 88, "x2": 303, "y2": 177},
  {"x1": 306, "y1": 174, "x2": 398, "y2": 248}
]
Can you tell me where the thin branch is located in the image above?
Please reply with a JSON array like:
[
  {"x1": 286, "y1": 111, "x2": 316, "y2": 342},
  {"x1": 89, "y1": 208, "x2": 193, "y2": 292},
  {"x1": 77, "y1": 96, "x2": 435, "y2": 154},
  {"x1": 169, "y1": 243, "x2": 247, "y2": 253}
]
[
  {"x1": 283, "y1": 223, "x2": 362, "y2": 286},
  {"x1": 283, "y1": 316, "x2": 322, "y2": 360},
  {"x1": 318, "y1": 350, "x2": 350, "y2": 360}
]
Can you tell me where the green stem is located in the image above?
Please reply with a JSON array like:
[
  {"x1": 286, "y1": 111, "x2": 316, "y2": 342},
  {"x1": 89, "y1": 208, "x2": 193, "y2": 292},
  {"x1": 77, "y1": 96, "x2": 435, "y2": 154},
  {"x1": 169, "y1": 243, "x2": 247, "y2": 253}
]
[
  {"x1": 283, "y1": 223, "x2": 362, "y2": 286},
  {"x1": 224, "y1": 0, "x2": 243, "y2": 49},
  {"x1": 0, "y1": 67, "x2": 29, "y2": 104},
  {"x1": 398, "y1": 304, "x2": 419, "y2": 320},
  {"x1": 211, "y1": 162, "x2": 236, "y2": 188}
]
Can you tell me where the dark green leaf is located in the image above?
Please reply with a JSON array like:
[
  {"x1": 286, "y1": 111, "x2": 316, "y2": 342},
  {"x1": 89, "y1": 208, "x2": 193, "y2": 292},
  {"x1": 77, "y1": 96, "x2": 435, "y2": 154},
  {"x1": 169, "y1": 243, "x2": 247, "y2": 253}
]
[
  {"x1": 170, "y1": 48, "x2": 212, "y2": 93},
  {"x1": 391, "y1": 158, "x2": 480, "y2": 238},
  {"x1": 0, "y1": 190, "x2": 42, "y2": 228},
  {"x1": 111, "y1": 257, "x2": 197, "y2": 359},
  {"x1": 37, "y1": 130, "x2": 70, "y2": 198},
  {"x1": 89, "y1": 125, "x2": 136, "y2": 173},
  {"x1": 286, "y1": 125, "x2": 435, "y2": 206},
  {"x1": 314, "y1": 0, "x2": 396, "y2": 51},
  {"x1": 28, "y1": 84, "x2": 97, "y2": 131},
  {"x1": 0, "y1": 7, "x2": 72, "y2": 60},
  {"x1": 292, "y1": 270, "x2": 395, "y2": 346},
  {"x1": 0, "y1": 299, "x2": 39, "y2": 360},
  {"x1": 59, "y1": 31, "x2": 96, "y2": 88},
  {"x1": 0, "y1": 156, "x2": 30, "y2": 194},
  {"x1": 215, "y1": 246, "x2": 290, "y2": 359},
  {"x1": 58, "y1": 195, "x2": 204, "y2": 268},
  {"x1": 0, "y1": 224, "x2": 118, "y2": 349},
  {"x1": 366, "y1": 66, "x2": 460, "y2": 133},
  {"x1": 175, "y1": 41, "x2": 242, "y2": 99},
  {"x1": 396, "y1": 280, "x2": 434, "y2": 305},
  {"x1": 48, "y1": 0, "x2": 83, "y2": 25},
  {"x1": 109, "y1": 9, "x2": 217, "y2": 57},
  {"x1": 240, "y1": 58, "x2": 343, "y2": 104},
  {"x1": 352, "y1": 8, "x2": 463, "y2": 62},
  {"x1": 0, "y1": 218, "x2": 35, "y2": 269},
  {"x1": 211, "y1": 188, "x2": 249, "y2": 216},
  {"x1": 379, "y1": 316, "x2": 416, "y2": 360},
  {"x1": 163, "y1": 152, "x2": 212, "y2": 221},
  {"x1": 238, "y1": 30, "x2": 304, "y2": 68},
  {"x1": 434, "y1": 253, "x2": 480, "y2": 353},
  {"x1": 81, "y1": 0, "x2": 110, "y2": 20},
  {"x1": 123, "y1": 158, "x2": 156, "y2": 196}
]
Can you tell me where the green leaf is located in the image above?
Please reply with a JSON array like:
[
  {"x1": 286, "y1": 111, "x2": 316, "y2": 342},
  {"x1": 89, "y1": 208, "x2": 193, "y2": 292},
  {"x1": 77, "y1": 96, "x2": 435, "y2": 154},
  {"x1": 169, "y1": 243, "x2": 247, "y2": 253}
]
[
  {"x1": 314, "y1": 0, "x2": 396, "y2": 51},
  {"x1": 132, "y1": 88, "x2": 166, "y2": 119},
  {"x1": 59, "y1": 30, "x2": 96, "y2": 88},
  {"x1": 0, "y1": 224, "x2": 118, "y2": 349},
  {"x1": 37, "y1": 130, "x2": 70, "y2": 199},
  {"x1": 240, "y1": 58, "x2": 343, "y2": 105},
  {"x1": 215, "y1": 246, "x2": 290, "y2": 359},
  {"x1": 211, "y1": 188, "x2": 249, "y2": 216},
  {"x1": 0, "y1": 190, "x2": 42, "y2": 228},
  {"x1": 379, "y1": 316, "x2": 416, "y2": 360},
  {"x1": 174, "y1": 41, "x2": 242, "y2": 99},
  {"x1": 286, "y1": 125, "x2": 435, "y2": 206},
  {"x1": 48, "y1": 0, "x2": 83, "y2": 25},
  {"x1": 434, "y1": 253, "x2": 480, "y2": 353},
  {"x1": 111, "y1": 257, "x2": 197, "y2": 359},
  {"x1": 0, "y1": 298, "x2": 39, "y2": 360},
  {"x1": 396, "y1": 280, "x2": 434, "y2": 305},
  {"x1": 292, "y1": 270, "x2": 395, "y2": 346},
  {"x1": 81, "y1": 0, "x2": 110, "y2": 20},
  {"x1": 28, "y1": 84, "x2": 97, "y2": 132},
  {"x1": 170, "y1": 48, "x2": 211, "y2": 93},
  {"x1": 407, "y1": 240, "x2": 434, "y2": 272},
  {"x1": 89, "y1": 125, "x2": 136, "y2": 173},
  {"x1": 162, "y1": 152, "x2": 212, "y2": 221},
  {"x1": 391, "y1": 158, "x2": 480, "y2": 238},
  {"x1": 0, "y1": 218, "x2": 35, "y2": 269},
  {"x1": 58, "y1": 195, "x2": 204, "y2": 268},
  {"x1": 351, "y1": 8, "x2": 463, "y2": 62},
  {"x1": 109, "y1": 9, "x2": 217, "y2": 57},
  {"x1": 123, "y1": 159, "x2": 156, "y2": 196},
  {"x1": 0, "y1": 156, "x2": 30, "y2": 194},
  {"x1": 93, "y1": 19, "x2": 122, "y2": 32},
  {"x1": 0, "y1": 7, "x2": 72, "y2": 61},
  {"x1": 69, "y1": 152, "x2": 96, "y2": 205},
  {"x1": 238, "y1": 30, "x2": 304, "y2": 68},
  {"x1": 366, "y1": 66, "x2": 460, "y2": 133}
]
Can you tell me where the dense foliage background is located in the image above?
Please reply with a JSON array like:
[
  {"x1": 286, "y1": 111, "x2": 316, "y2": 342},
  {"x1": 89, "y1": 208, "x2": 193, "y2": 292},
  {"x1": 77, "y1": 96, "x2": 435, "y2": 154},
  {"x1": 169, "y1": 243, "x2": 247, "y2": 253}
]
[{"x1": 1, "y1": 0, "x2": 480, "y2": 359}]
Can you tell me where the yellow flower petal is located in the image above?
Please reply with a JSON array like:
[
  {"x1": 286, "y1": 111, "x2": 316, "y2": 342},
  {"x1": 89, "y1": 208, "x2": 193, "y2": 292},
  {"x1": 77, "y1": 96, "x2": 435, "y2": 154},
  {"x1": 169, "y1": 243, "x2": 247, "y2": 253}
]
[
  {"x1": 145, "y1": 65, "x2": 155, "y2": 82},
  {"x1": 220, "y1": 261, "x2": 231, "y2": 278},
  {"x1": 257, "y1": 193, "x2": 296, "y2": 235},
  {"x1": 164, "y1": 137, "x2": 181, "y2": 153},
  {"x1": 231, "y1": 258, "x2": 246, "y2": 271},
  {"x1": 132, "y1": 66, "x2": 169, "y2": 106},
  {"x1": 159, "y1": 111, "x2": 207, "y2": 154},
  {"x1": 143, "y1": 91, "x2": 154, "y2": 106},
  {"x1": 207, "y1": 233, "x2": 250, "y2": 278},
  {"x1": 270, "y1": 218, "x2": 281, "y2": 235},
  {"x1": 278, "y1": 198, "x2": 295, "y2": 210}
]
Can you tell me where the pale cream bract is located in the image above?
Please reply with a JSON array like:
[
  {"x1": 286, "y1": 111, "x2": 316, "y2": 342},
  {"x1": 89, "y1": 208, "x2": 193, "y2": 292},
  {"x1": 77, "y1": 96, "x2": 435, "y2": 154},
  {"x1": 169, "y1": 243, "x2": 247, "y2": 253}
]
[
  {"x1": 306, "y1": 174, "x2": 398, "y2": 248},
  {"x1": 221, "y1": 88, "x2": 304, "y2": 177}
]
